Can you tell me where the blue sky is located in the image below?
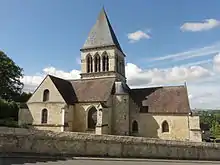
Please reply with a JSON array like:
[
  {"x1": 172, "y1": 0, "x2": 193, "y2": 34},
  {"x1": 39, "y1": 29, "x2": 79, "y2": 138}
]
[{"x1": 1, "y1": 0, "x2": 220, "y2": 109}]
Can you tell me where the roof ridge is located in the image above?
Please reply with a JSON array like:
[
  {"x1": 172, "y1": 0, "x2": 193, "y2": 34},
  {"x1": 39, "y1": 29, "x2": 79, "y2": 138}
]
[
  {"x1": 131, "y1": 85, "x2": 185, "y2": 90},
  {"x1": 48, "y1": 74, "x2": 67, "y2": 81},
  {"x1": 49, "y1": 74, "x2": 76, "y2": 104}
]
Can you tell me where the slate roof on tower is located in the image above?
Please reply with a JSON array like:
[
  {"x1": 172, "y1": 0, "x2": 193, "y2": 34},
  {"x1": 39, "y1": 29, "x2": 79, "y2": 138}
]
[{"x1": 81, "y1": 8, "x2": 123, "y2": 53}]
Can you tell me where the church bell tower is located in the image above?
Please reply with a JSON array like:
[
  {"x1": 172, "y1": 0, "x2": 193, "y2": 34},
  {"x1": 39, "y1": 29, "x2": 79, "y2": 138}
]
[{"x1": 80, "y1": 8, "x2": 126, "y2": 82}]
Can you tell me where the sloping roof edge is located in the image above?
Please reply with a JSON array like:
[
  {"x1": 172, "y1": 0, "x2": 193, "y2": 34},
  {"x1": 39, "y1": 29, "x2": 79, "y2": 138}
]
[{"x1": 49, "y1": 75, "x2": 77, "y2": 105}]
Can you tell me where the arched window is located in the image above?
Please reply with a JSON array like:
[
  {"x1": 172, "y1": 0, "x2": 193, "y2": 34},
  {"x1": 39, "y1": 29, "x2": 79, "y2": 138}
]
[
  {"x1": 117, "y1": 59, "x2": 120, "y2": 73},
  {"x1": 41, "y1": 109, "x2": 48, "y2": 124},
  {"x1": 87, "y1": 107, "x2": 97, "y2": 129},
  {"x1": 115, "y1": 56, "x2": 118, "y2": 72},
  {"x1": 102, "y1": 53, "x2": 109, "y2": 72},
  {"x1": 122, "y1": 61, "x2": 125, "y2": 75},
  {"x1": 106, "y1": 55, "x2": 109, "y2": 71},
  {"x1": 94, "y1": 54, "x2": 101, "y2": 72},
  {"x1": 86, "y1": 54, "x2": 93, "y2": 73},
  {"x1": 119, "y1": 61, "x2": 122, "y2": 74},
  {"x1": 162, "y1": 121, "x2": 169, "y2": 133},
  {"x1": 43, "y1": 89, "x2": 49, "y2": 102},
  {"x1": 132, "y1": 120, "x2": 138, "y2": 133}
]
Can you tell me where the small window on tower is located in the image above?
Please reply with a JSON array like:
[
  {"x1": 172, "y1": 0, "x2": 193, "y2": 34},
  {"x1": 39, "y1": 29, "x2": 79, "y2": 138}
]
[
  {"x1": 94, "y1": 54, "x2": 101, "y2": 72},
  {"x1": 102, "y1": 52, "x2": 109, "y2": 72},
  {"x1": 86, "y1": 54, "x2": 93, "y2": 73}
]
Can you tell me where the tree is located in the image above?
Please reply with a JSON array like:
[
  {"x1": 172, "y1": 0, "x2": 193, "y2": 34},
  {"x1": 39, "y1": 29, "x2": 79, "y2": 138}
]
[
  {"x1": 200, "y1": 111, "x2": 213, "y2": 127},
  {"x1": 0, "y1": 99, "x2": 19, "y2": 120},
  {"x1": 0, "y1": 51, "x2": 24, "y2": 101},
  {"x1": 13, "y1": 92, "x2": 32, "y2": 103},
  {"x1": 199, "y1": 110, "x2": 220, "y2": 138}
]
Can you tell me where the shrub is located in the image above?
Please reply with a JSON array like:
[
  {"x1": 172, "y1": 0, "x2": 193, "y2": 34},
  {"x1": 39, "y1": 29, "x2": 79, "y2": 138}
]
[
  {"x1": 0, "y1": 118, "x2": 19, "y2": 127},
  {"x1": 0, "y1": 99, "x2": 19, "y2": 120}
]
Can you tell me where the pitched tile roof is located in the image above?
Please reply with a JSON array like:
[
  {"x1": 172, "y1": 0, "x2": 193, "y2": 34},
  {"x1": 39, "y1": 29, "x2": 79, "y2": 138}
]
[
  {"x1": 49, "y1": 75, "x2": 77, "y2": 104},
  {"x1": 130, "y1": 86, "x2": 191, "y2": 114},
  {"x1": 49, "y1": 75, "x2": 115, "y2": 104},
  {"x1": 81, "y1": 8, "x2": 123, "y2": 53},
  {"x1": 70, "y1": 78, "x2": 115, "y2": 102},
  {"x1": 49, "y1": 75, "x2": 190, "y2": 114}
]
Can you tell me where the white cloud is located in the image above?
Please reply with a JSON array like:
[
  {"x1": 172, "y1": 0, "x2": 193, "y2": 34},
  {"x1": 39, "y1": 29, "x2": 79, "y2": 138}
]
[
  {"x1": 125, "y1": 54, "x2": 220, "y2": 109},
  {"x1": 180, "y1": 59, "x2": 212, "y2": 67},
  {"x1": 21, "y1": 67, "x2": 81, "y2": 92},
  {"x1": 42, "y1": 67, "x2": 80, "y2": 80},
  {"x1": 213, "y1": 53, "x2": 220, "y2": 72},
  {"x1": 21, "y1": 75, "x2": 44, "y2": 87},
  {"x1": 127, "y1": 30, "x2": 150, "y2": 42},
  {"x1": 125, "y1": 63, "x2": 211, "y2": 88},
  {"x1": 149, "y1": 42, "x2": 220, "y2": 62},
  {"x1": 21, "y1": 54, "x2": 220, "y2": 109},
  {"x1": 180, "y1": 19, "x2": 220, "y2": 32},
  {"x1": 187, "y1": 84, "x2": 220, "y2": 109}
]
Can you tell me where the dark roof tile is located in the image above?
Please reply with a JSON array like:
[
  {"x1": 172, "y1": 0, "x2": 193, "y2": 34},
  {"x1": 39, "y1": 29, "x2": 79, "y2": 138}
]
[
  {"x1": 49, "y1": 75, "x2": 77, "y2": 105},
  {"x1": 131, "y1": 86, "x2": 191, "y2": 114},
  {"x1": 49, "y1": 75, "x2": 190, "y2": 114},
  {"x1": 70, "y1": 78, "x2": 115, "y2": 102}
]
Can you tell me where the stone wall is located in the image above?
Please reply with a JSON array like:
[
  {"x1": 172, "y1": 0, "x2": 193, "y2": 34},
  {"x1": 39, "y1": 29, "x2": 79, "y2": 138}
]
[
  {"x1": 72, "y1": 103, "x2": 101, "y2": 133},
  {"x1": 189, "y1": 115, "x2": 202, "y2": 142},
  {"x1": 64, "y1": 105, "x2": 74, "y2": 131},
  {"x1": 139, "y1": 114, "x2": 190, "y2": 141},
  {"x1": 18, "y1": 108, "x2": 33, "y2": 126},
  {"x1": 128, "y1": 96, "x2": 201, "y2": 142},
  {"x1": 28, "y1": 103, "x2": 65, "y2": 125},
  {"x1": 27, "y1": 75, "x2": 66, "y2": 103},
  {"x1": 0, "y1": 127, "x2": 220, "y2": 160},
  {"x1": 26, "y1": 75, "x2": 66, "y2": 132},
  {"x1": 129, "y1": 96, "x2": 140, "y2": 136},
  {"x1": 112, "y1": 94, "x2": 130, "y2": 135}
]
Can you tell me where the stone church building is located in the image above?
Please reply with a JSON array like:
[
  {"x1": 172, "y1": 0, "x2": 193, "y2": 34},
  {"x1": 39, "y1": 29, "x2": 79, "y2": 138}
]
[{"x1": 19, "y1": 8, "x2": 202, "y2": 142}]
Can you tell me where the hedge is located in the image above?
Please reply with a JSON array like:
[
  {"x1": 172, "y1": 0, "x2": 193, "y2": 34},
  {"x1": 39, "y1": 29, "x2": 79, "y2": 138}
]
[{"x1": 0, "y1": 99, "x2": 19, "y2": 120}]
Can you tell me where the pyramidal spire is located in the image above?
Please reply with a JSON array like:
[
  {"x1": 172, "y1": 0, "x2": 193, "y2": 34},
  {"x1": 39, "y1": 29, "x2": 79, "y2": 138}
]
[{"x1": 81, "y1": 8, "x2": 123, "y2": 53}]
